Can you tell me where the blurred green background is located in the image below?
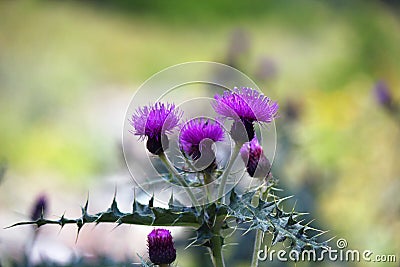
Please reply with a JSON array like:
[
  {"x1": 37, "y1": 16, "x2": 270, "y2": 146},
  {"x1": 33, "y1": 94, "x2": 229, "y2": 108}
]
[{"x1": 0, "y1": 1, "x2": 399, "y2": 266}]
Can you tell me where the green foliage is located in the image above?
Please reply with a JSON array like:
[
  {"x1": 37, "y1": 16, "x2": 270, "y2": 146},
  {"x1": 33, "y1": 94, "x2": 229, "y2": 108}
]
[
  {"x1": 7, "y1": 193, "x2": 201, "y2": 231},
  {"x1": 227, "y1": 190, "x2": 329, "y2": 253},
  {"x1": 7, "y1": 187, "x2": 330, "y2": 255}
]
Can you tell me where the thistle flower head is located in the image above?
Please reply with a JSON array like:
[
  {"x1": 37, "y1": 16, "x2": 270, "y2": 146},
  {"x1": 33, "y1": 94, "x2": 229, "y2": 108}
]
[
  {"x1": 131, "y1": 102, "x2": 181, "y2": 139},
  {"x1": 30, "y1": 194, "x2": 48, "y2": 221},
  {"x1": 130, "y1": 102, "x2": 182, "y2": 155},
  {"x1": 213, "y1": 87, "x2": 278, "y2": 142},
  {"x1": 240, "y1": 137, "x2": 271, "y2": 178},
  {"x1": 179, "y1": 118, "x2": 224, "y2": 161},
  {"x1": 147, "y1": 228, "x2": 176, "y2": 265},
  {"x1": 213, "y1": 87, "x2": 278, "y2": 124}
]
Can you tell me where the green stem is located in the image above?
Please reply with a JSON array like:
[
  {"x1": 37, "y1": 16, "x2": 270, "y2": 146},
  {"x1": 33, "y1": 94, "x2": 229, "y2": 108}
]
[
  {"x1": 209, "y1": 235, "x2": 225, "y2": 267},
  {"x1": 203, "y1": 171, "x2": 212, "y2": 202},
  {"x1": 209, "y1": 213, "x2": 226, "y2": 267},
  {"x1": 217, "y1": 144, "x2": 241, "y2": 203},
  {"x1": 183, "y1": 154, "x2": 198, "y2": 172},
  {"x1": 159, "y1": 264, "x2": 169, "y2": 267},
  {"x1": 251, "y1": 186, "x2": 269, "y2": 267},
  {"x1": 203, "y1": 170, "x2": 214, "y2": 185},
  {"x1": 251, "y1": 230, "x2": 263, "y2": 267},
  {"x1": 159, "y1": 152, "x2": 200, "y2": 210}
]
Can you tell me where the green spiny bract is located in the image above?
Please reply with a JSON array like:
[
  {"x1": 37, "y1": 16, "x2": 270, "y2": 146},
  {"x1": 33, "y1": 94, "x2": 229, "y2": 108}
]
[{"x1": 227, "y1": 190, "x2": 329, "y2": 253}]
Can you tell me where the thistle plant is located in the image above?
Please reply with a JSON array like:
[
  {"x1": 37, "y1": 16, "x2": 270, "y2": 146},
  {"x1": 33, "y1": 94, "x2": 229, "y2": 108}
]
[{"x1": 7, "y1": 87, "x2": 330, "y2": 267}]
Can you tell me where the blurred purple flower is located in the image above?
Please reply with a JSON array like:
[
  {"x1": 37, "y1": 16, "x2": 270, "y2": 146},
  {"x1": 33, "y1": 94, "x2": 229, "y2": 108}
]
[
  {"x1": 147, "y1": 228, "x2": 176, "y2": 265},
  {"x1": 284, "y1": 99, "x2": 301, "y2": 122},
  {"x1": 130, "y1": 102, "x2": 182, "y2": 155},
  {"x1": 225, "y1": 29, "x2": 251, "y2": 68},
  {"x1": 374, "y1": 81, "x2": 393, "y2": 109},
  {"x1": 179, "y1": 118, "x2": 224, "y2": 161},
  {"x1": 30, "y1": 194, "x2": 48, "y2": 221},
  {"x1": 255, "y1": 57, "x2": 278, "y2": 82},
  {"x1": 213, "y1": 87, "x2": 278, "y2": 142},
  {"x1": 240, "y1": 137, "x2": 271, "y2": 179}
]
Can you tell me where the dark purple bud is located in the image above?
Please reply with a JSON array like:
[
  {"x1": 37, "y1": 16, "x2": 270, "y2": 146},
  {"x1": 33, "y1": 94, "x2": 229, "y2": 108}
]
[
  {"x1": 147, "y1": 228, "x2": 176, "y2": 265},
  {"x1": 374, "y1": 81, "x2": 393, "y2": 109},
  {"x1": 30, "y1": 194, "x2": 48, "y2": 221},
  {"x1": 240, "y1": 137, "x2": 271, "y2": 179}
]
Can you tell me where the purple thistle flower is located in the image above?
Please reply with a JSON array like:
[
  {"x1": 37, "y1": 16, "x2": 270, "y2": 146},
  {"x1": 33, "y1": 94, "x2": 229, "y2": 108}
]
[
  {"x1": 213, "y1": 87, "x2": 278, "y2": 143},
  {"x1": 240, "y1": 137, "x2": 271, "y2": 179},
  {"x1": 213, "y1": 87, "x2": 278, "y2": 124},
  {"x1": 130, "y1": 102, "x2": 182, "y2": 155},
  {"x1": 30, "y1": 194, "x2": 48, "y2": 221},
  {"x1": 179, "y1": 118, "x2": 224, "y2": 161},
  {"x1": 147, "y1": 228, "x2": 176, "y2": 265}
]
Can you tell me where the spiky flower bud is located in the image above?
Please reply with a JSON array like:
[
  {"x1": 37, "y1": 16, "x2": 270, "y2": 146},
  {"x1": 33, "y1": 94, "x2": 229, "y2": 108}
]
[
  {"x1": 30, "y1": 194, "x2": 48, "y2": 221},
  {"x1": 147, "y1": 228, "x2": 176, "y2": 265},
  {"x1": 240, "y1": 137, "x2": 271, "y2": 179}
]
